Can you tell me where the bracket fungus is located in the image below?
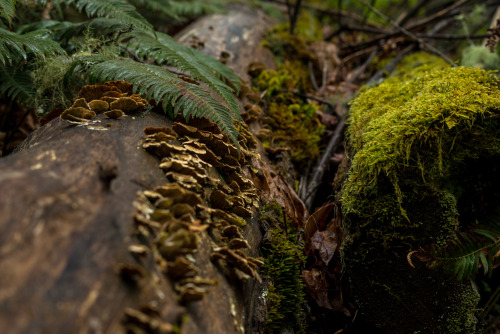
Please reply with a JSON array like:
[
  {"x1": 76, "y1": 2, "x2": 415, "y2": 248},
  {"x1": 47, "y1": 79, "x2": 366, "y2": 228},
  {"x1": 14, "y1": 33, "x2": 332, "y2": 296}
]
[
  {"x1": 60, "y1": 107, "x2": 96, "y2": 124},
  {"x1": 211, "y1": 246, "x2": 262, "y2": 282},
  {"x1": 143, "y1": 142, "x2": 187, "y2": 159},
  {"x1": 110, "y1": 97, "x2": 146, "y2": 113},
  {"x1": 127, "y1": 111, "x2": 265, "y2": 318},
  {"x1": 104, "y1": 109, "x2": 125, "y2": 119},
  {"x1": 88, "y1": 100, "x2": 110, "y2": 112},
  {"x1": 104, "y1": 80, "x2": 134, "y2": 95},
  {"x1": 78, "y1": 84, "x2": 121, "y2": 102},
  {"x1": 71, "y1": 97, "x2": 90, "y2": 109},
  {"x1": 122, "y1": 307, "x2": 174, "y2": 334},
  {"x1": 166, "y1": 256, "x2": 199, "y2": 280}
]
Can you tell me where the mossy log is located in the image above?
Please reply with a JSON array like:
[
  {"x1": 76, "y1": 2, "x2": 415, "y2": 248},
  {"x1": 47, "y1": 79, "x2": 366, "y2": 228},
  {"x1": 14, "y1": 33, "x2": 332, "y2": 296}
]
[
  {"x1": 340, "y1": 61, "x2": 500, "y2": 333},
  {"x1": 0, "y1": 7, "x2": 284, "y2": 334}
]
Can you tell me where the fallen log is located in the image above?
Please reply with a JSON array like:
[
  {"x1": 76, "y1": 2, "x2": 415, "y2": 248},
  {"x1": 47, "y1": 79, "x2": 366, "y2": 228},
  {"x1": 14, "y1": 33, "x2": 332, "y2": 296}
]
[{"x1": 0, "y1": 7, "x2": 296, "y2": 334}]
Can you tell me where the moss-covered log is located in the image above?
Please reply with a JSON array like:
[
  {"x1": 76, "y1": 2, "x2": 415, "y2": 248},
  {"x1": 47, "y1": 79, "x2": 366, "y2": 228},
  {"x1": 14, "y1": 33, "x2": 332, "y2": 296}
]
[{"x1": 340, "y1": 58, "x2": 500, "y2": 333}]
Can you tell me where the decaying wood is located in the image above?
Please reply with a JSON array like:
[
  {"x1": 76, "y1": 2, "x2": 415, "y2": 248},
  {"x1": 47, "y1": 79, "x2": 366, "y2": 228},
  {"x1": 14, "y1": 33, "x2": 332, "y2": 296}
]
[
  {"x1": 175, "y1": 4, "x2": 275, "y2": 83},
  {"x1": 0, "y1": 7, "x2": 296, "y2": 334}
]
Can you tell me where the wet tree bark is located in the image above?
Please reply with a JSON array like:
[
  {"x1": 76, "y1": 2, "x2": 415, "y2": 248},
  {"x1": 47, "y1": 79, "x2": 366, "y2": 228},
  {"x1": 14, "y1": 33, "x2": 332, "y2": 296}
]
[{"x1": 0, "y1": 6, "x2": 279, "y2": 334}]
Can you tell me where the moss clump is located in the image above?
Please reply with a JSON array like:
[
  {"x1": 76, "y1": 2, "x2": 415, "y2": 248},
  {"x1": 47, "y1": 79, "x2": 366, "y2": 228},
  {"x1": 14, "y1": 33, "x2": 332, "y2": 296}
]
[
  {"x1": 344, "y1": 66, "x2": 500, "y2": 215},
  {"x1": 340, "y1": 61, "x2": 500, "y2": 333},
  {"x1": 253, "y1": 67, "x2": 325, "y2": 169},
  {"x1": 262, "y1": 227, "x2": 306, "y2": 334},
  {"x1": 259, "y1": 201, "x2": 306, "y2": 334}
]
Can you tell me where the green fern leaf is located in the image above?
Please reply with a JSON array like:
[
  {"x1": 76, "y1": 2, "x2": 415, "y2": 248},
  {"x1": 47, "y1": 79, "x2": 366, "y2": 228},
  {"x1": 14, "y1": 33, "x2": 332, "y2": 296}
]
[
  {"x1": 87, "y1": 59, "x2": 240, "y2": 145},
  {"x1": 0, "y1": 27, "x2": 65, "y2": 64},
  {"x1": 62, "y1": 0, "x2": 153, "y2": 34},
  {"x1": 126, "y1": 31, "x2": 241, "y2": 119},
  {"x1": 126, "y1": 30, "x2": 241, "y2": 89},
  {"x1": 0, "y1": 0, "x2": 16, "y2": 24},
  {"x1": 429, "y1": 222, "x2": 500, "y2": 280},
  {"x1": 0, "y1": 65, "x2": 35, "y2": 106},
  {"x1": 18, "y1": 18, "x2": 129, "y2": 43}
]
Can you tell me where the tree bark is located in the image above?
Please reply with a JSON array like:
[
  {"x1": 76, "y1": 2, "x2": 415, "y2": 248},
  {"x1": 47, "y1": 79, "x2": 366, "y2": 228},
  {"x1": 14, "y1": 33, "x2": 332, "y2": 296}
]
[{"x1": 0, "y1": 6, "x2": 286, "y2": 334}]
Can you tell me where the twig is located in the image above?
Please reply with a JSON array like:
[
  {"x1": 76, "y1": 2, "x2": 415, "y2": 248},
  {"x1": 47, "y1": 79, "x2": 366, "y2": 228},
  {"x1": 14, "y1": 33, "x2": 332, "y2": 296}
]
[
  {"x1": 341, "y1": 0, "x2": 470, "y2": 52},
  {"x1": 394, "y1": 0, "x2": 430, "y2": 27},
  {"x1": 303, "y1": 115, "x2": 347, "y2": 211},
  {"x1": 347, "y1": 47, "x2": 379, "y2": 84},
  {"x1": 483, "y1": 6, "x2": 500, "y2": 48},
  {"x1": 308, "y1": 61, "x2": 319, "y2": 91},
  {"x1": 416, "y1": 33, "x2": 489, "y2": 40},
  {"x1": 354, "y1": 0, "x2": 456, "y2": 66},
  {"x1": 262, "y1": 0, "x2": 385, "y2": 29},
  {"x1": 342, "y1": 45, "x2": 378, "y2": 63},
  {"x1": 321, "y1": 58, "x2": 328, "y2": 99},
  {"x1": 285, "y1": 0, "x2": 303, "y2": 35},
  {"x1": 366, "y1": 44, "x2": 414, "y2": 85}
]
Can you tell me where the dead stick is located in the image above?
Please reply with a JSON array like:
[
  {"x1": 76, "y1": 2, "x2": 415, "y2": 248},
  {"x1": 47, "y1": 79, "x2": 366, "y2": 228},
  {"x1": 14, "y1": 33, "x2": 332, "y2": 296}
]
[
  {"x1": 395, "y1": 0, "x2": 431, "y2": 26},
  {"x1": 303, "y1": 115, "x2": 346, "y2": 211},
  {"x1": 341, "y1": 0, "x2": 471, "y2": 51},
  {"x1": 366, "y1": 44, "x2": 414, "y2": 85},
  {"x1": 355, "y1": 0, "x2": 456, "y2": 66}
]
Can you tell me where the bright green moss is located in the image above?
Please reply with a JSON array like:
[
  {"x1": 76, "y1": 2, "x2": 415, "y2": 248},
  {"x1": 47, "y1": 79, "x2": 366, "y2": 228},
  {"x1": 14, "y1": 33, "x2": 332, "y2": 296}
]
[
  {"x1": 259, "y1": 201, "x2": 306, "y2": 334},
  {"x1": 339, "y1": 59, "x2": 499, "y2": 333},
  {"x1": 343, "y1": 66, "x2": 500, "y2": 215},
  {"x1": 253, "y1": 67, "x2": 325, "y2": 169},
  {"x1": 261, "y1": 227, "x2": 306, "y2": 334}
]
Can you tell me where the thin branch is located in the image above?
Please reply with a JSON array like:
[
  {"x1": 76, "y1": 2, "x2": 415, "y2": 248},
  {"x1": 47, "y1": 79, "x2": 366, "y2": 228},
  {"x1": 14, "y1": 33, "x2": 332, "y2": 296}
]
[
  {"x1": 289, "y1": 0, "x2": 303, "y2": 35},
  {"x1": 308, "y1": 61, "x2": 319, "y2": 91},
  {"x1": 303, "y1": 114, "x2": 347, "y2": 210},
  {"x1": 347, "y1": 47, "x2": 379, "y2": 84},
  {"x1": 340, "y1": 0, "x2": 471, "y2": 52},
  {"x1": 394, "y1": 0, "x2": 431, "y2": 27},
  {"x1": 366, "y1": 44, "x2": 414, "y2": 85},
  {"x1": 416, "y1": 33, "x2": 490, "y2": 40},
  {"x1": 354, "y1": 0, "x2": 456, "y2": 66},
  {"x1": 262, "y1": 0, "x2": 386, "y2": 29}
]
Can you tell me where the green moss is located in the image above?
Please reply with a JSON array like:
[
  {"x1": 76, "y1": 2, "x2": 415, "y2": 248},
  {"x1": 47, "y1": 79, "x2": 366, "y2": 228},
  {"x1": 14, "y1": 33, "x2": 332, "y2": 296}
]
[
  {"x1": 343, "y1": 66, "x2": 500, "y2": 215},
  {"x1": 253, "y1": 67, "x2": 325, "y2": 169},
  {"x1": 259, "y1": 202, "x2": 306, "y2": 334},
  {"x1": 261, "y1": 24, "x2": 315, "y2": 66},
  {"x1": 339, "y1": 59, "x2": 500, "y2": 333},
  {"x1": 262, "y1": 227, "x2": 306, "y2": 334}
]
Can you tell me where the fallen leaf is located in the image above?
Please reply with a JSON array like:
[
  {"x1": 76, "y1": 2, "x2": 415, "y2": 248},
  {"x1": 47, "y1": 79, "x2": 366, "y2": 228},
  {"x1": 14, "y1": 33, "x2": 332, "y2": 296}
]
[
  {"x1": 311, "y1": 229, "x2": 338, "y2": 266},
  {"x1": 303, "y1": 267, "x2": 332, "y2": 309}
]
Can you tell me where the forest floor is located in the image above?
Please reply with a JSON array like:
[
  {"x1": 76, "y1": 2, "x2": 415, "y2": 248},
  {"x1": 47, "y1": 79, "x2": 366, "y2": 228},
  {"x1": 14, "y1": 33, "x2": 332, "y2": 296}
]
[{"x1": 1, "y1": 0, "x2": 500, "y2": 333}]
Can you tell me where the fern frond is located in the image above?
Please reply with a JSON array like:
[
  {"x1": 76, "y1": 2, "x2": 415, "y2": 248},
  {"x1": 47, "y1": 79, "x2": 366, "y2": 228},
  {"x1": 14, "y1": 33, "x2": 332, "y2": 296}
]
[
  {"x1": 87, "y1": 59, "x2": 240, "y2": 145},
  {"x1": 0, "y1": 0, "x2": 16, "y2": 24},
  {"x1": 428, "y1": 222, "x2": 500, "y2": 280},
  {"x1": 127, "y1": 30, "x2": 241, "y2": 89},
  {"x1": 0, "y1": 27, "x2": 66, "y2": 65},
  {"x1": 126, "y1": 31, "x2": 241, "y2": 119},
  {"x1": 61, "y1": 0, "x2": 153, "y2": 34},
  {"x1": 0, "y1": 65, "x2": 36, "y2": 107}
]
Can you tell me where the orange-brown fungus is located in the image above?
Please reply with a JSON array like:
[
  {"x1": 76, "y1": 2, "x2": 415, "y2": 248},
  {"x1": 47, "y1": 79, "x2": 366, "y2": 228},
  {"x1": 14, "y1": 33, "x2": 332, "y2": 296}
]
[
  {"x1": 104, "y1": 109, "x2": 124, "y2": 119},
  {"x1": 88, "y1": 100, "x2": 109, "y2": 112},
  {"x1": 60, "y1": 107, "x2": 96, "y2": 123},
  {"x1": 102, "y1": 91, "x2": 127, "y2": 98},
  {"x1": 144, "y1": 126, "x2": 177, "y2": 137},
  {"x1": 71, "y1": 98, "x2": 90, "y2": 109},
  {"x1": 104, "y1": 80, "x2": 134, "y2": 95},
  {"x1": 110, "y1": 97, "x2": 145, "y2": 113},
  {"x1": 78, "y1": 84, "x2": 121, "y2": 102}
]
